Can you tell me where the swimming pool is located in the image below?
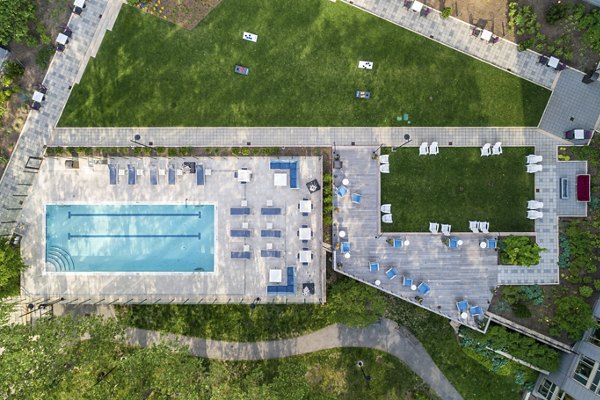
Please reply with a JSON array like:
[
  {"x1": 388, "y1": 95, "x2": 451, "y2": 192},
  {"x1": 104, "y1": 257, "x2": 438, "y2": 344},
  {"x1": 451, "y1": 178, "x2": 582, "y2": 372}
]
[{"x1": 45, "y1": 204, "x2": 215, "y2": 272}]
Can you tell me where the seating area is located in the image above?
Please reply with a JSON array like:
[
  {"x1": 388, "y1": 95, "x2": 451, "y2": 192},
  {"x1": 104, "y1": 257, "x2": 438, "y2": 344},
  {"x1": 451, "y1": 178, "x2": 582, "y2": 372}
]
[
  {"x1": 267, "y1": 267, "x2": 296, "y2": 295},
  {"x1": 270, "y1": 160, "x2": 299, "y2": 189}
]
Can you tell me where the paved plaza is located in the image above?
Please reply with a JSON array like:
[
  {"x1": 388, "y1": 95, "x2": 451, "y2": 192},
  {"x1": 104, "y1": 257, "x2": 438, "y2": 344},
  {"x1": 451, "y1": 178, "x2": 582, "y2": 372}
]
[{"x1": 19, "y1": 156, "x2": 325, "y2": 304}]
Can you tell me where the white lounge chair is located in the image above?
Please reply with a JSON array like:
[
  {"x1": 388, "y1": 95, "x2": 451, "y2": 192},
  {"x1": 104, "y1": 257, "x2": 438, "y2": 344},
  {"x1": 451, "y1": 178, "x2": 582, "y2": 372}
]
[
  {"x1": 481, "y1": 143, "x2": 491, "y2": 157},
  {"x1": 419, "y1": 142, "x2": 429, "y2": 156},
  {"x1": 381, "y1": 204, "x2": 392, "y2": 213},
  {"x1": 492, "y1": 142, "x2": 502, "y2": 155},
  {"x1": 380, "y1": 164, "x2": 390, "y2": 173},
  {"x1": 429, "y1": 222, "x2": 439, "y2": 234},
  {"x1": 527, "y1": 210, "x2": 544, "y2": 220},
  {"x1": 527, "y1": 200, "x2": 544, "y2": 209},
  {"x1": 526, "y1": 154, "x2": 543, "y2": 164},
  {"x1": 479, "y1": 221, "x2": 489, "y2": 234},
  {"x1": 382, "y1": 214, "x2": 393, "y2": 224},
  {"x1": 429, "y1": 142, "x2": 439, "y2": 155},
  {"x1": 379, "y1": 154, "x2": 390, "y2": 164},
  {"x1": 527, "y1": 164, "x2": 543, "y2": 173},
  {"x1": 469, "y1": 220, "x2": 479, "y2": 233},
  {"x1": 441, "y1": 224, "x2": 451, "y2": 236}
]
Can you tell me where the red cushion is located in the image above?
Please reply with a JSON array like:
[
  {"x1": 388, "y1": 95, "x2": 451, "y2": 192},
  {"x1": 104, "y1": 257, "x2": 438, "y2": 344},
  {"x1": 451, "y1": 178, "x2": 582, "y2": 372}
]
[{"x1": 577, "y1": 175, "x2": 591, "y2": 202}]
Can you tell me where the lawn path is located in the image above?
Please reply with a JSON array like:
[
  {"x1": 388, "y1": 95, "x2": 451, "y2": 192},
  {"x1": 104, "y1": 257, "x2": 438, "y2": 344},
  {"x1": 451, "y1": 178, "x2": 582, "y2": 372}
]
[{"x1": 127, "y1": 317, "x2": 463, "y2": 400}]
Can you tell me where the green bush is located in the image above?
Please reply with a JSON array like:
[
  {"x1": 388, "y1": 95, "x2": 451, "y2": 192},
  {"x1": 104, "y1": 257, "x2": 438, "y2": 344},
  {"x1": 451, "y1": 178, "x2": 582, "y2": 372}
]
[
  {"x1": 0, "y1": 239, "x2": 28, "y2": 298},
  {"x1": 500, "y1": 236, "x2": 545, "y2": 267},
  {"x1": 551, "y1": 295, "x2": 595, "y2": 341},
  {"x1": 508, "y1": 2, "x2": 539, "y2": 36},
  {"x1": 579, "y1": 286, "x2": 593, "y2": 298},
  {"x1": 36, "y1": 46, "x2": 55, "y2": 69},
  {"x1": 441, "y1": 7, "x2": 452, "y2": 19},
  {"x1": 578, "y1": 9, "x2": 600, "y2": 53},
  {"x1": 167, "y1": 148, "x2": 178, "y2": 157},
  {"x1": 545, "y1": 3, "x2": 570, "y2": 24},
  {"x1": 511, "y1": 302, "x2": 531, "y2": 318},
  {"x1": 2, "y1": 61, "x2": 24, "y2": 81}
]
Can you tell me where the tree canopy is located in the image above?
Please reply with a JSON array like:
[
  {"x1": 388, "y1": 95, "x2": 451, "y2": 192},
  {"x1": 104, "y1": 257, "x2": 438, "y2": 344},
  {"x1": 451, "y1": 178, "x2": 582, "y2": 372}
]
[{"x1": 0, "y1": 0, "x2": 36, "y2": 46}]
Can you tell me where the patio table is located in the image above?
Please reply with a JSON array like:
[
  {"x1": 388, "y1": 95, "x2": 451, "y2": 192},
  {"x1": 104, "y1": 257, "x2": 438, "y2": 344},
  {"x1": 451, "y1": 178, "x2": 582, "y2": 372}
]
[
  {"x1": 300, "y1": 250, "x2": 312, "y2": 263},
  {"x1": 547, "y1": 56, "x2": 559, "y2": 68},
  {"x1": 299, "y1": 200, "x2": 312, "y2": 213},
  {"x1": 480, "y1": 29, "x2": 492, "y2": 42},
  {"x1": 269, "y1": 269, "x2": 282, "y2": 283},
  {"x1": 410, "y1": 1, "x2": 423, "y2": 12},
  {"x1": 32, "y1": 91, "x2": 44, "y2": 102},
  {"x1": 574, "y1": 129, "x2": 585, "y2": 139},
  {"x1": 57, "y1": 33, "x2": 69, "y2": 45},
  {"x1": 273, "y1": 172, "x2": 287, "y2": 186},
  {"x1": 299, "y1": 227, "x2": 312, "y2": 240},
  {"x1": 237, "y1": 169, "x2": 252, "y2": 183},
  {"x1": 480, "y1": 241, "x2": 487, "y2": 249}
]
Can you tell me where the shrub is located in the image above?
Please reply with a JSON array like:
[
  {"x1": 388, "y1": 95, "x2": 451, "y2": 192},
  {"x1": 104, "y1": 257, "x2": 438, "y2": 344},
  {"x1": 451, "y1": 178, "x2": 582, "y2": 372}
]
[
  {"x1": 579, "y1": 10, "x2": 600, "y2": 53},
  {"x1": 511, "y1": 302, "x2": 531, "y2": 318},
  {"x1": 545, "y1": 3, "x2": 570, "y2": 24},
  {"x1": 167, "y1": 148, "x2": 178, "y2": 157},
  {"x1": 500, "y1": 236, "x2": 545, "y2": 267},
  {"x1": 520, "y1": 285, "x2": 544, "y2": 305},
  {"x1": 551, "y1": 295, "x2": 595, "y2": 341},
  {"x1": 2, "y1": 61, "x2": 24, "y2": 81},
  {"x1": 579, "y1": 286, "x2": 593, "y2": 298},
  {"x1": 508, "y1": 2, "x2": 539, "y2": 36},
  {"x1": 0, "y1": 239, "x2": 28, "y2": 298},
  {"x1": 441, "y1": 7, "x2": 452, "y2": 19},
  {"x1": 36, "y1": 46, "x2": 55, "y2": 69},
  {"x1": 594, "y1": 280, "x2": 600, "y2": 292}
]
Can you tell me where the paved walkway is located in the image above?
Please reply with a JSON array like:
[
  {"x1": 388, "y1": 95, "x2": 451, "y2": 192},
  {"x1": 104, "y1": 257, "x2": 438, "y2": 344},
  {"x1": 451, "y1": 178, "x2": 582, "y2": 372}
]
[
  {"x1": 342, "y1": 0, "x2": 559, "y2": 88},
  {"x1": 126, "y1": 318, "x2": 463, "y2": 400},
  {"x1": 0, "y1": 0, "x2": 123, "y2": 236}
]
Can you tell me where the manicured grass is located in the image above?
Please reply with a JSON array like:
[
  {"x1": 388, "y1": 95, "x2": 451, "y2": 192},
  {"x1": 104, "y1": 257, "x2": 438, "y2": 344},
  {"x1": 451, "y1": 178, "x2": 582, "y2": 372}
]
[
  {"x1": 380, "y1": 147, "x2": 535, "y2": 232},
  {"x1": 59, "y1": 1, "x2": 550, "y2": 127}
]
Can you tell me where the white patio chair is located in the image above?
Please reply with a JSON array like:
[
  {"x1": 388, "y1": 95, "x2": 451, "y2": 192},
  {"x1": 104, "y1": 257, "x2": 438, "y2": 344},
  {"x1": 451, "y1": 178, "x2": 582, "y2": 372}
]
[
  {"x1": 480, "y1": 143, "x2": 491, "y2": 157},
  {"x1": 526, "y1": 154, "x2": 543, "y2": 164},
  {"x1": 379, "y1": 154, "x2": 390, "y2": 164},
  {"x1": 381, "y1": 204, "x2": 392, "y2": 213},
  {"x1": 492, "y1": 142, "x2": 502, "y2": 155},
  {"x1": 419, "y1": 142, "x2": 429, "y2": 156},
  {"x1": 479, "y1": 221, "x2": 489, "y2": 234},
  {"x1": 429, "y1": 142, "x2": 439, "y2": 155},
  {"x1": 526, "y1": 164, "x2": 543, "y2": 173},
  {"x1": 380, "y1": 164, "x2": 390, "y2": 173},
  {"x1": 527, "y1": 210, "x2": 544, "y2": 220},
  {"x1": 441, "y1": 224, "x2": 451, "y2": 236},
  {"x1": 527, "y1": 200, "x2": 544, "y2": 209},
  {"x1": 469, "y1": 220, "x2": 479, "y2": 233},
  {"x1": 382, "y1": 214, "x2": 393, "y2": 224},
  {"x1": 429, "y1": 222, "x2": 439, "y2": 234}
]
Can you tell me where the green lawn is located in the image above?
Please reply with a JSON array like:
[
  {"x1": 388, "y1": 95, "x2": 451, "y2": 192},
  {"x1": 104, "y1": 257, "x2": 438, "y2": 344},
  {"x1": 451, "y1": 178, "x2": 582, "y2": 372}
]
[
  {"x1": 380, "y1": 147, "x2": 535, "y2": 232},
  {"x1": 59, "y1": 1, "x2": 550, "y2": 127}
]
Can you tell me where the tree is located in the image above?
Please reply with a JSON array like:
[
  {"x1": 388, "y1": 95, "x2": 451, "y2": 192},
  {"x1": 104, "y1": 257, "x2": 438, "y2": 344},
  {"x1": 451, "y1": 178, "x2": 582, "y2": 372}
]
[
  {"x1": 0, "y1": 239, "x2": 27, "y2": 298},
  {"x1": 0, "y1": 0, "x2": 36, "y2": 46},
  {"x1": 551, "y1": 295, "x2": 595, "y2": 341},
  {"x1": 499, "y1": 236, "x2": 545, "y2": 267}
]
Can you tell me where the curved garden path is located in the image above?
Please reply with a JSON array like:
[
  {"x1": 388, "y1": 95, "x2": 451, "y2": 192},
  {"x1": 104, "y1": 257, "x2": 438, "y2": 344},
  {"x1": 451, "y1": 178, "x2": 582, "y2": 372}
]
[{"x1": 127, "y1": 318, "x2": 463, "y2": 400}]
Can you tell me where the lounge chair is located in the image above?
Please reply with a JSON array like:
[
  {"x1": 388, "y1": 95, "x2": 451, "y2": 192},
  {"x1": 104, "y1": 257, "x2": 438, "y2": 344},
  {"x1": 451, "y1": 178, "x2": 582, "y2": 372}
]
[
  {"x1": 419, "y1": 142, "x2": 429, "y2": 156},
  {"x1": 230, "y1": 229, "x2": 251, "y2": 237},
  {"x1": 456, "y1": 300, "x2": 469, "y2": 313},
  {"x1": 351, "y1": 193, "x2": 362, "y2": 204},
  {"x1": 231, "y1": 251, "x2": 252, "y2": 259},
  {"x1": 469, "y1": 220, "x2": 479, "y2": 233},
  {"x1": 429, "y1": 142, "x2": 439, "y2": 155},
  {"x1": 168, "y1": 164, "x2": 176, "y2": 185},
  {"x1": 492, "y1": 142, "x2": 502, "y2": 155},
  {"x1": 127, "y1": 164, "x2": 136, "y2": 185},
  {"x1": 429, "y1": 222, "x2": 439, "y2": 234},
  {"x1": 479, "y1": 221, "x2": 489, "y2": 234},
  {"x1": 480, "y1": 143, "x2": 491, "y2": 157},
  {"x1": 421, "y1": 6, "x2": 430, "y2": 16},
  {"x1": 472, "y1": 27, "x2": 481, "y2": 37},
  {"x1": 527, "y1": 210, "x2": 543, "y2": 219},
  {"x1": 381, "y1": 204, "x2": 392, "y2": 214},
  {"x1": 402, "y1": 276, "x2": 413, "y2": 287},
  {"x1": 261, "y1": 250, "x2": 282, "y2": 258},
  {"x1": 417, "y1": 282, "x2": 431, "y2": 296},
  {"x1": 393, "y1": 238, "x2": 406, "y2": 248},
  {"x1": 527, "y1": 164, "x2": 543, "y2": 173},
  {"x1": 441, "y1": 224, "x2": 451, "y2": 236},
  {"x1": 196, "y1": 164, "x2": 205, "y2": 185},
  {"x1": 380, "y1": 164, "x2": 390, "y2": 173},
  {"x1": 150, "y1": 164, "x2": 158, "y2": 185},
  {"x1": 538, "y1": 55, "x2": 548, "y2": 64},
  {"x1": 403, "y1": 0, "x2": 412, "y2": 8},
  {"x1": 486, "y1": 238, "x2": 498, "y2": 249},
  {"x1": 526, "y1": 154, "x2": 542, "y2": 164},
  {"x1": 336, "y1": 185, "x2": 349, "y2": 197},
  {"x1": 379, "y1": 155, "x2": 390, "y2": 164},
  {"x1": 382, "y1": 214, "x2": 393, "y2": 224},
  {"x1": 108, "y1": 164, "x2": 117, "y2": 185},
  {"x1": 261, "y1": 207, "x2": 282, "y2": 215},
  {"x1": 527, "y1": 200, "x2": 544, "y2": 209},
  {"x1": 230, "y1": 207, "x2": 251, "y2": 215},
  {"x1": 386, "y1": 268, "x2": 399, "y2": 280},
  {"x1": 448, "y1": 237, "x2": 462, "y2": 249},
  {"x1": 341, "y1": 242, "x2": 351, "y2": 253},
  {"x1": 369, "y1": 262, "x2": 380, "y2": 272},
  {"x1": 470, "y1": 306, "x2": 483, "y2": 317},
  {"x1": 491, "y1": 36, "x2": 500, "y2": 44}
]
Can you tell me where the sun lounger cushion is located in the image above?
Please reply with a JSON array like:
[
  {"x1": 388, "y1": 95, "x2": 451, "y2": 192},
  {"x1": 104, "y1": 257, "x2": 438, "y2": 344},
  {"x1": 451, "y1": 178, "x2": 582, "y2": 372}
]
[
  {"x1": 108, "y1": 164, "x2": 117, "y2": 185},
  {"x1": 230, "y1": 207, "x2": 251, "y2": 215},
  {"x1": 196, "y1": 164, "x2": 205, "y2": 185},
  {"x1": 261, "y1": 229, "x2": 282, "y2": 237},
  {"x1": 261, "y1": 207, "x2": 281, "y2": 215},
  {"x1": 231, "y1": 251, "x2": 251, "y2": 259},
  {"x1": 127, "y1": 165, "x2": 136, "y2": 185},
  {"x1": 230, "y1": 229, "x2": 251, "y2": 237},
  {"x1": 261, "y1": 250, "x2": 281, "y2": 258},
  {"x1": 168, "y1": 165, "x2": 176, "y2": 185}
]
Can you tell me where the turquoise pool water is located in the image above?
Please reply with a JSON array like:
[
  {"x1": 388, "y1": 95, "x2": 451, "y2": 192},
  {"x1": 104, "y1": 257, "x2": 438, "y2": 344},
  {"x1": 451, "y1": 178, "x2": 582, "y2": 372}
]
[{"x1": 45, "y1": 204, "x2": 215, "y2": 272}]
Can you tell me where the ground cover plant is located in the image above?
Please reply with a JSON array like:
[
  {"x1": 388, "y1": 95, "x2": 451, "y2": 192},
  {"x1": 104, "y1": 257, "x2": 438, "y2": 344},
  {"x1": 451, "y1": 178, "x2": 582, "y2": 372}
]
[
  {"x1": 0, "y1": 239, "x2": 27, "y2": 298},
  {"x1": 380, "y1": 147, "x2": 535, "y2": 232},
  {"x1": 59, "y1": 1, "x2": 550, "y2": 127}
]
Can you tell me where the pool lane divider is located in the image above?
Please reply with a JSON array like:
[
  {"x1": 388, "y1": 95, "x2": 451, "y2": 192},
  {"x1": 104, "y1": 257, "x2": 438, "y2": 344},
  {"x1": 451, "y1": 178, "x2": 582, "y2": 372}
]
[
  {"x1": 67, "y1": 212, "x2": 202, "y2": 218},
  {"x1": 68, "y1": 233, "x2": 202, "y2": 239}
]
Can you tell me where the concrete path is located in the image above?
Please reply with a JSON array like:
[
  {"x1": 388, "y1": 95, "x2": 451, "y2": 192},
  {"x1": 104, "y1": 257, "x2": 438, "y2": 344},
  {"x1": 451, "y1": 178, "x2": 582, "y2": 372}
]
[{"x1": 126, "y1": 318, "x2": 463, "y2": 400}]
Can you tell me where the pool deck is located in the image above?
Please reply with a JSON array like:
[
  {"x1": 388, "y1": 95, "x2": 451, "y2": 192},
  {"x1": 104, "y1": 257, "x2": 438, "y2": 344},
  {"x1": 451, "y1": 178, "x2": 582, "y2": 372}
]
[{"x1": 19, "y1": 156, "x2": 325, "y2": 304}]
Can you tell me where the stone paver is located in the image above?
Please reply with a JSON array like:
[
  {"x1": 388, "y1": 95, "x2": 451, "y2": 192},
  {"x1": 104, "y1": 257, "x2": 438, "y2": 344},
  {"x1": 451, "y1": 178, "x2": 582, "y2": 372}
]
[
  {"x1": 342, "y1": 0, "x2": 559, "y2": 88},
  {"x1": 0, "y1": 0, "x2": 122, "y2": 236},
  {"x1": 127, "y1": 318, "x2": 463, "y2": 400}
]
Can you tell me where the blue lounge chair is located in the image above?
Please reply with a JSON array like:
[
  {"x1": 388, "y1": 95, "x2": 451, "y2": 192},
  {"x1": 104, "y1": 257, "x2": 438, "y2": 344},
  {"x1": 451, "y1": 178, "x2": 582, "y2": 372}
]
[
  {"x1": 402, "y1": 276, "x2": 413, "y2": 287},
  {"x1": 261, "y1": 250, "x2": 281, "y2": 258},
  {"x1": 448, "y1": 238, "x2": 461, "y2": 249},
  {"x1": 417, "y1": 282, "x2": 431, "y2": 295},
  {"x1": 456, "y1": 300, "x2": 469, "y2": 313},
  {"x1": 386, "y1": 268, "x2": 399, "y2": 280},
  {"x1": 231, "y1": 251, "x2": 251, "y2": 259},
  {"x1": 168, "y1": 164, "x2": 176, "y2": 185},
  {"x1": 108, "y1": 164, "x2": 117, "y2": 185},
  {"x1": 127, "y1": 165, "x2": 136, "y2": 185},
  {"x1": 341, "y1": 242, "x2": 350, "y2": 253},
  {"x1": 486, "y1": 239, "x2": 497, "y2": 249},
  {"x1": 230, "y1": 229, "x2": 251, "y2": 237},
  {"x1": 230, "y1": 207, "x2": 251, "y2": 215},
  {"x1": 261, "y1": 229, "x2": 282, "y2": 237},
  {"x1": 196, "y1": 164, "x2": 205, "y2": 185},
  {"x1": 336, "y1": 186, "x2": 348, "y2": 198},
  {"x1": 393, "y1": 239, "x2": 403, "y2": 248},
  {"x1": 470, "y1": 306, "x2": 483, "y2": 317},
  {"x1": 351, "y1": 193, "x2": 362, "y2": 204},
  {"x1": 369, "y1": 262, "x2": 379, "y2": 272},
  {"x1": 150, "y1": 164, "x2": 158, "y2": 185},
  {"x1": 261, "y1": 207, "x2": 281, "y2": 215}
]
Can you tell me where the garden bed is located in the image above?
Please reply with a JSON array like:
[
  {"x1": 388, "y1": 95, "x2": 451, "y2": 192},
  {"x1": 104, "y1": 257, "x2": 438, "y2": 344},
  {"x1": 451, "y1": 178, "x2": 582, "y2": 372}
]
[{"x1": 134, "y1": 0, "x2": 222, "y2": 29}]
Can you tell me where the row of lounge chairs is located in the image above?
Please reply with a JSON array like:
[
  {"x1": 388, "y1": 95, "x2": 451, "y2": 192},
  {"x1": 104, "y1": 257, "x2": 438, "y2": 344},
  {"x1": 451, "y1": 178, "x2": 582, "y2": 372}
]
[
  {"x1": 108, "y1": 163, "x2": 206, "y2": 185},
  {"x1": 469, "y1": 221, "x2": 489, "y2": 233},
  {"x1": 456, "y1": 299, "x2": 484, "y2": 318},
  {"x1": 481, "y1": 142, "x2": 502, "y2": 156},
  {"x1": 429, "y1": 222, "x2": 451, "y2": 235},
  {"x1": 419, "y1": 142, "x2": 439, "y2": 156}
]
